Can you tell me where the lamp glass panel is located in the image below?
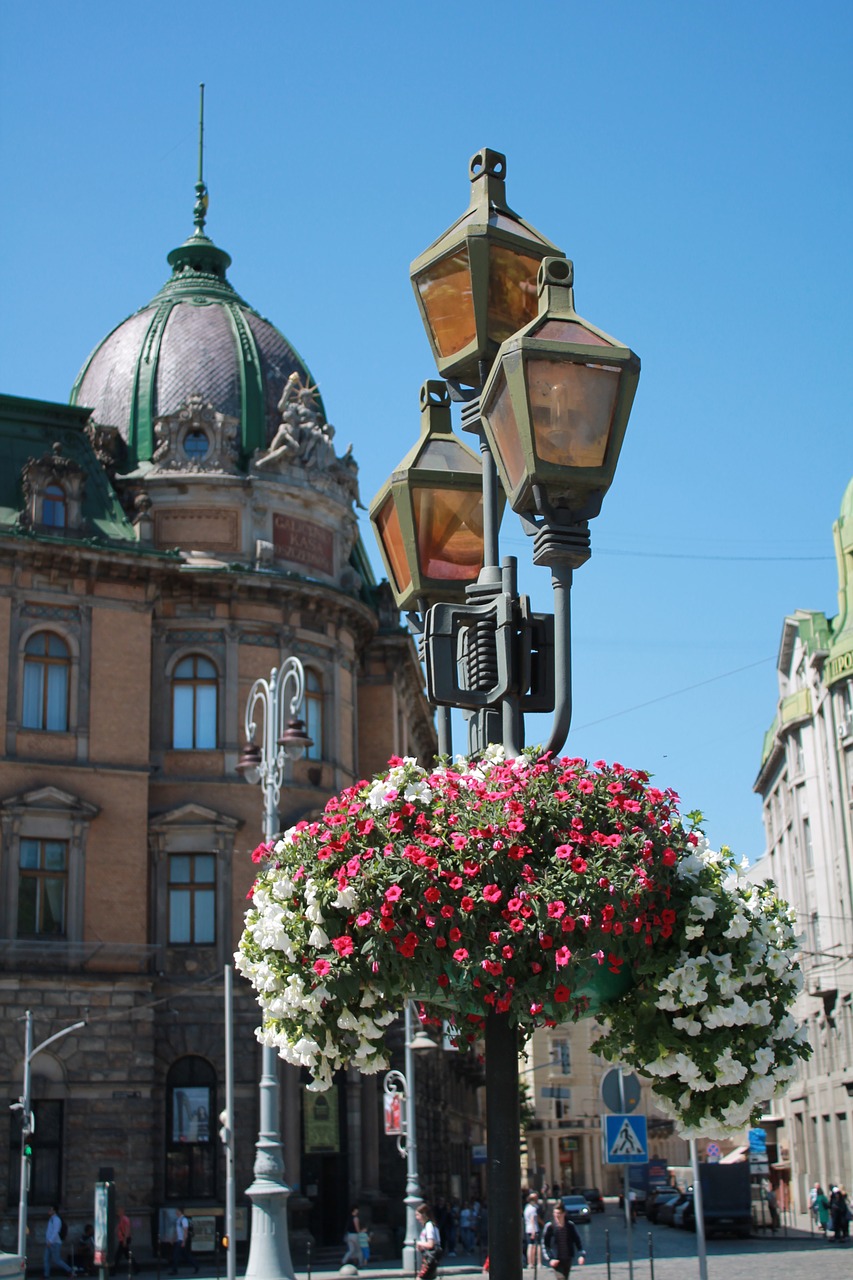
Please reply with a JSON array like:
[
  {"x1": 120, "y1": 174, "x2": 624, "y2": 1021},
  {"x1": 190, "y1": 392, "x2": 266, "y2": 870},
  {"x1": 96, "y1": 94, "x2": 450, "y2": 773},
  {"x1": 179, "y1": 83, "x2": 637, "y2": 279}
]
[
  {"x1": 488, "y1": 213, "x2": 552, "y2": 245},
  {"x1": 415, "y1": 249, "x2": 477, "y2": 359},
  {"x1": 418, "y1": 436, "x2": 481, "y2": 474},
  {"x1": 533, "y1": 319, "x2": 612, "y2": 347},
  {"x1": 412, "y1": 485, "x2": 484, "y2": 581},
  {"x1": 375, "y1": 494, "x2": 412, "y2": 595},
  {"x1": 482, "y1": 364, "x2": 527, "y2": 492},
  {"x1": 487, "y1": 245, "x2": 542, "y2": 344},
  {"x1": 526, "y1": 357, "x2": 621, "y2": 468}
]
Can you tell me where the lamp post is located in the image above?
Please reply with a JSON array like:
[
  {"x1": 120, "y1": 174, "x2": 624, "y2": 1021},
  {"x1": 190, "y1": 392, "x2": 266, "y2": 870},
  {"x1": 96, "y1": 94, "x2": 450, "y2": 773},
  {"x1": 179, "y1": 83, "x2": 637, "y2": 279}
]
[
  {"x1": 382, "y1": 1003, "x2": 437, "y2": 1274},
  {"x1": 370, "y1": 148, "x2": 640, "y2": 1280},
  {"x1": 236, "y1": 658, "x2": 312, "y2": 1280},
  {"x1": 15, "y1": 1011, "x2": 86, "y2": 1258}
]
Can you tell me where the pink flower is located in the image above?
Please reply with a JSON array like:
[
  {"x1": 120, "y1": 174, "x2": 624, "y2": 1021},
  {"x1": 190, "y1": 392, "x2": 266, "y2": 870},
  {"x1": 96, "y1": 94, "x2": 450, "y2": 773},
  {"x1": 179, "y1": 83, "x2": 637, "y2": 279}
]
[
  {"x1": 483, "y1": 884, "x2": 502, "y2": 904},
  {"x1": 555, "y1": 946, "x2": 572, "y2": 967},
  {"x1": 554, "y1": 844, "x2": 573, "y2": 860},
  {"x1": 451, "y1": 833, "x2": 468, "y2": 850},
  {"x1": 571, "y1": 857, "x2": 588, "y2": 874},
  {"x1": 453, "y1": 948, "x2": 469, "y2": 963},
  {"x1": 547, "y1": 900, "x2": 566, "y2": 918},
  {"x1": 331, "y1": 936, "x2": 354, "y2": 957},
  {"x1": 385, "y1": 884, "x2": 403, "y2": 902},
  {"x1": 313, "y1": 958, "x2": 331, "y2": 976},
  {"x1": 356, "y1": 910, "x2": 373, "y2": 927}
]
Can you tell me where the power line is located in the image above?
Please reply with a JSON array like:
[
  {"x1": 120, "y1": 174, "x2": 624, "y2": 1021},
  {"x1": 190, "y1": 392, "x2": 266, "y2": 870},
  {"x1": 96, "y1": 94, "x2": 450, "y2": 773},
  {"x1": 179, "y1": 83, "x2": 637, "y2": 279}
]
[
  {"x1": 501, "y1": 535, "x2": 832, "y2": 563},
  {"x1": 573, "y1": 656, "x2": 775, "y2": 730}
]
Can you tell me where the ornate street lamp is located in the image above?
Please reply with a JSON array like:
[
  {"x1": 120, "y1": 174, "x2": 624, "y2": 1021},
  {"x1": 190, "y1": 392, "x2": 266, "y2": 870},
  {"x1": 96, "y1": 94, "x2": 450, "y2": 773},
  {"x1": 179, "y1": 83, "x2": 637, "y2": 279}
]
[
  {"x1": 382, "y1": 1003, "x2": 438, "y2": 1274},
  {"x1": 410, "y1": 148, "x2": 564, "y2": 389},
  {"x1": 373, "y1": 149, "x2": 640, "y2": 1280},
  {"x1": 236, "y1": 658, "x2": 312, "y2": 1280},
  {"x1": 480, "y1": 256, "x2": 640, "y2": 533},
  {"x1": 369, "y1": 380, "x2": 488, "y2": 612}
]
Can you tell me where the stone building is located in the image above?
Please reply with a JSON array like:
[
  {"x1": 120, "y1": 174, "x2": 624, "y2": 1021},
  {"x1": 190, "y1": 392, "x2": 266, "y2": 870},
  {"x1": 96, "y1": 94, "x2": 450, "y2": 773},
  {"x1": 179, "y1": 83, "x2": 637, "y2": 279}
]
[
  {"x1": 752, "y1": 478, "x2": 853, "y2": 1210},
  {"x1": 0, "y1": 183, "x2": 484, "y2": 1254}
]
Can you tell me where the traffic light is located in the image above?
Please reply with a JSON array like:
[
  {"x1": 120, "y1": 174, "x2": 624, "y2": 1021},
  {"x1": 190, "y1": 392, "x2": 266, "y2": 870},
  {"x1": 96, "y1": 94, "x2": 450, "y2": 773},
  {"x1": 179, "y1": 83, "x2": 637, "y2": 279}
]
[
  {"x1": 218, "y1": 1109, "x2": 231, "y2": 1148},
  {"x1": 23, "y1": 1142, "x2": 32, "y2": 1159}
]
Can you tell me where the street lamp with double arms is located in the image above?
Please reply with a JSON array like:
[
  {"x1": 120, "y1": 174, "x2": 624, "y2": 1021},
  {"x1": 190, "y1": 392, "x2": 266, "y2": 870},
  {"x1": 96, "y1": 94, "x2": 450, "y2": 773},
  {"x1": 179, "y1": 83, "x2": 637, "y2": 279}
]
[{"x1": 236, "y1": 658, "x2": 312, "y2": 1280}]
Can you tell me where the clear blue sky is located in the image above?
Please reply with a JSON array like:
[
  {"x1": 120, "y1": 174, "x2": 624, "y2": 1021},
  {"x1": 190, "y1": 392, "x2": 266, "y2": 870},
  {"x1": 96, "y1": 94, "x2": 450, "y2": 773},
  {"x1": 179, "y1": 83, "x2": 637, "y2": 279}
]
[{"x1": 1, "y1": 2, "x2": 851, "y2": 861}]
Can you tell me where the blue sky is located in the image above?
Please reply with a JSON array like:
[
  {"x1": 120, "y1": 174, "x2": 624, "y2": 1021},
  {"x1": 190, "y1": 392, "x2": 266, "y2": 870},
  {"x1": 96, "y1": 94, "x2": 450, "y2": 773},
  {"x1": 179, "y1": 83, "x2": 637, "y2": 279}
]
[{"x1": 1, "y1": 1, "x2": 851, "y2": 861}]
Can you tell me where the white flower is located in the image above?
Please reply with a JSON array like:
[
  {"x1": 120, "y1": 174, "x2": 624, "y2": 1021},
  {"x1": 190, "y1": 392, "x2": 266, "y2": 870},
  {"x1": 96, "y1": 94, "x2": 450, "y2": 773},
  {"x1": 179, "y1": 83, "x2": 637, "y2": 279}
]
[
  {"x1": 723, "y1": 911, "x2": 750, "y2": 939},
  {"x1": 305, "y1": 901, "x2": 325, "y2": 924},
  {"x1": 672, "y1": 1016, "x2": 703, "y2": 1037},
  {"x1": 714, "y1": 1047, "x2": 747, "y2": 1086},
  {"x1": 337, "y1": 1009, "x2": 360, "y2": 1031},
  {"x1": 334, "y1": 886, "x2": 358, "y2": 910},
  {"x1": 688, "y1": 896, "x2": 717, "y2": 921},
  {"x1": 308, "y1": 925, "x2": 329, "y2": 948}
]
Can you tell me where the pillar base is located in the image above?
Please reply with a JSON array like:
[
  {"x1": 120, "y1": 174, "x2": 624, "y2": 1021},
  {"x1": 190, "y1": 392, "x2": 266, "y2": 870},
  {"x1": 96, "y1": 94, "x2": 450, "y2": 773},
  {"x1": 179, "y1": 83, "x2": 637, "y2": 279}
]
[{"x1": 244, "y1": 1177, "x2": 295, "y2": 1280}]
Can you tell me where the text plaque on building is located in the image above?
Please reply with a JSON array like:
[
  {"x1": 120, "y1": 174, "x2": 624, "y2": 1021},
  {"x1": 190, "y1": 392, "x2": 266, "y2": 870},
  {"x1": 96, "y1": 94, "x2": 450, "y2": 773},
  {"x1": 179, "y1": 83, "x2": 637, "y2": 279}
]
[{"x1": 273, "y1": 513, "x2": 334, "y2": 575}]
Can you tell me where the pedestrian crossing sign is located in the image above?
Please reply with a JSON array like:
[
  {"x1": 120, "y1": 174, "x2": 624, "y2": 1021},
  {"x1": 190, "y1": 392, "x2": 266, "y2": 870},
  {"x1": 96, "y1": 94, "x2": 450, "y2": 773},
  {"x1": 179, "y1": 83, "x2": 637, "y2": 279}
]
[{"x1": 603, "y1": 1113, "x2": 648, "y2": 1163}]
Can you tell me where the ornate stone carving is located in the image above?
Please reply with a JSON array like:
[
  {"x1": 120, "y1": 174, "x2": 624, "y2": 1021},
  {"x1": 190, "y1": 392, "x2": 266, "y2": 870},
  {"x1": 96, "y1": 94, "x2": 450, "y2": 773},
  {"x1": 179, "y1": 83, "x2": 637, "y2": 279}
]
[
  {"x1": 85, "y1": 420, "x2": 124, "y2": 477},
  {"x1": 19, "y1": 443, "x2": 87, "y2": 532},
  {"x1": 251, "y1": 372, "x2": 363, "y2": 507},
  {"x1": 151, "y1": 395, "x2": 240, "y2": 474}
]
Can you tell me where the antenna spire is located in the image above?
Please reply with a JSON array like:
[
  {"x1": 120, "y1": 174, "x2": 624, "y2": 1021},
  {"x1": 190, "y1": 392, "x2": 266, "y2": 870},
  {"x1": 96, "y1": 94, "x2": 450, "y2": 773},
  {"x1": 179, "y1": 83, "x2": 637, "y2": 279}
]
[{"x1": 193, "y1": 82, "x2": 209, "y2": 234}]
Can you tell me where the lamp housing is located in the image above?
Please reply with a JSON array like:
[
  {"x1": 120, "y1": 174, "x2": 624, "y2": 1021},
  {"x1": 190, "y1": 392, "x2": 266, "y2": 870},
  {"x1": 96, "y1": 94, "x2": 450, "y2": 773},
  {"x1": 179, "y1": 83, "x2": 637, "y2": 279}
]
[
  {"x1": 370, "y1": 381, "x2": 491, "y2": 612},
  {"x1": 479, "y1": 257, "x2": 640, "y2": 521},
  {"x1": 277, "y1": 717, "x2": 313, "y2": 760},
  {"x1": 410, "y1": 148, "x2": 564, "y2": 388},
  {"x1": 236, "y1": 740, "x2": 262, "y2": 784}
]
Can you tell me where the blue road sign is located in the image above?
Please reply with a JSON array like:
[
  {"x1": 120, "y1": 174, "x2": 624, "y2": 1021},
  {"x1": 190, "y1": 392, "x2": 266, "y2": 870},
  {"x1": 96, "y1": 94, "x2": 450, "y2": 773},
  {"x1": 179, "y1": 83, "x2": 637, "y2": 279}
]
[{"x1": 603, "y1": 1113, "x2": 648, "y2": 1164}]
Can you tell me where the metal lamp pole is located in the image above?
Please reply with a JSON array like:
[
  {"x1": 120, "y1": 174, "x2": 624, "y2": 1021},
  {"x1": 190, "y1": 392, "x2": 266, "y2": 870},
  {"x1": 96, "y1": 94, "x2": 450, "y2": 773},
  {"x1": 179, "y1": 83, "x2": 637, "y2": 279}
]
[
  {"x1": 239, "y1": 658, "x2": 310, "y2": 1280},
  {"x1": 383, "y1": 1003, "x2": 436, "y2": 1275},
  {"x1": 16, "y1": 1011, "x2": 86, "y2": 1258}
]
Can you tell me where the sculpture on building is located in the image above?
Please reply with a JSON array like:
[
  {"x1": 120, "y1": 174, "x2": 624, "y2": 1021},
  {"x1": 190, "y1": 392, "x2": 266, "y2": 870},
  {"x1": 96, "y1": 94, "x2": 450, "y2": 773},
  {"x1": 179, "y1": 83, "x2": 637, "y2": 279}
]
[{"x1": 252, "y1": 373, "x2": 362, "y2": 508}]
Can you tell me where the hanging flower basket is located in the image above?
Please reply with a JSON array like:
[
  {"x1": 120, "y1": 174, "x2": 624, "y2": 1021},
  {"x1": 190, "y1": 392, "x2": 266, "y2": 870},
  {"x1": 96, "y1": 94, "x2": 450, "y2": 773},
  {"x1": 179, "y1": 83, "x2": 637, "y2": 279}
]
[{"x1": 236, "y1": 747, "x2": 809, "y2": 1136}]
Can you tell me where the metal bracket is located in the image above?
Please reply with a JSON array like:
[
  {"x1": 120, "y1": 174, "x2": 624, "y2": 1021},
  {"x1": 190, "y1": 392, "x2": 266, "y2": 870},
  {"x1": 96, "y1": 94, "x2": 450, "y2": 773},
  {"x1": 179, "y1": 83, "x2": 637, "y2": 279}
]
[{"x1": 424, "y1": 594, "x2": 515, "y2": 709}]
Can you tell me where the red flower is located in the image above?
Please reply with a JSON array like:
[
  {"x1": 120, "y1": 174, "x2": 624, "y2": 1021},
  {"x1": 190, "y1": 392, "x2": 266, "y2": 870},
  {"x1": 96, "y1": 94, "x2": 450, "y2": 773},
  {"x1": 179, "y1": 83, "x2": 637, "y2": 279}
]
[
  {"x1": 547, "y1": 900, "x2": 566, "y2": 918},
  {"x1": 332, "y1": 936, "x2": 354, "y2": 957},
  {"x1": 483, "y1": 884, "x2": 502, "y2": 904},
  {"x1": 449, "y1": 927, "x2": 462, "y2": 942},
  {"x1": 554, "y1": 985, "x2": 571, "y2": 1002},
  {"x1": 435, "y1": 937, "x2": 448, "y2": 949},
  {"x1": 424, "y1": 886, "x2": 441, "y2": 904},
  {"x1": 461, "y1": 896, "x2": 475, "y2": 912},
  {"x1": 437, "y1": 973, "x2": 450, "y2": 987},
  {"x1": 662, "y1": 847, "x2": 677, "y2": 866},
  {"x1": 252, "y1": 840, "x2": 274, "y2": 863},
  {"x1": 539, "y1": 934, "x2": 554, "y2": 950},
  {"x1": 509, "y1": 918, "x2": 524, "y2": 933},
  {"x1": 571, "y1": 857, "x2": 588, "y2": 874}
]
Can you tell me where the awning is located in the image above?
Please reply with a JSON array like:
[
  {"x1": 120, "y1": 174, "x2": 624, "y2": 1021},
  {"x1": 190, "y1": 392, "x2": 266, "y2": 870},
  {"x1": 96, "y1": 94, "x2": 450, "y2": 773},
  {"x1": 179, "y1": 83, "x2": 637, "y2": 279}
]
[{"x1": 720, "y1": 1146, "x2": 748, "y2": 1163}]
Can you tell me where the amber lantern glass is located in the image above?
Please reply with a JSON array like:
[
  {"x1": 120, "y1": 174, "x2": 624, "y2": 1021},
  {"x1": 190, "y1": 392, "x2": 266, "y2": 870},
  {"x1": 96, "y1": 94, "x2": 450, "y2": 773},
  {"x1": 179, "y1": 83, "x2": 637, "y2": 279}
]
[
  {"x1": 412, "y1": 485, "x2": 484, "y2": 581},
  {"x1": 487, "y1": 244, "x2": 541, "y2": 344},
  {"x1": 526, "y1": 357, "x2": 621, "y2": 469},
  {"x1": 375, "y1": 494, "x2": 412, "y2": 597},
  {"x1": 414, "y1": 249, "x2": 477, "y2": 360}
]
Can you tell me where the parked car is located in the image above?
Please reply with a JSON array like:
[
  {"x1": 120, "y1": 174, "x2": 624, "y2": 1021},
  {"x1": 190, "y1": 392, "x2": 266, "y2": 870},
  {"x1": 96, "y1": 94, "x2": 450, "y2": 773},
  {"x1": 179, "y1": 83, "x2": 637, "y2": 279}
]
[
  {"x1": 561, "y1": 1195, "x2": 592, "y2": 1225},
  {"x1": 645, "y1": 1189, "x2": 681, "y2": 1223},
  {"x1": 571, "y1": 1187, "x2": 605, "y2": 1213},
  {"x1": 673, "y1": 1194, "x2": 694, "y2": 1229},
  {"x1": 657, "y1": 1193, "x2": 690, "y2": 1227},
  {"x1": 0, "y1": 1252, "x2": 26, "y2": 1280}
]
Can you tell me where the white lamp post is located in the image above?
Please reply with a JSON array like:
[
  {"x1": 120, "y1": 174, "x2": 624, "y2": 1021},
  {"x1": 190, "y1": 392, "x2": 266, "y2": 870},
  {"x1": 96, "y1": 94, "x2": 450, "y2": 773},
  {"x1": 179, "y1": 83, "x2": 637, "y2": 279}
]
[
  {"x1": 383, "y1": 1002, "x2": 437, "y2": 1274},
  {"x1": 236, "y1": 658, "x2": 312, "y2": 1280},
  {"x1": 15, "y1": 1011, "x2": 86, "y2": 1258}
]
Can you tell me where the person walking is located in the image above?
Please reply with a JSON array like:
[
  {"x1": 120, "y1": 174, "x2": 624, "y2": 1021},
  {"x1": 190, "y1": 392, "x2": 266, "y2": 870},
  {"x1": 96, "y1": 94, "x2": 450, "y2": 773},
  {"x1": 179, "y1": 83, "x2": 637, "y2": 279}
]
[
  {"x1": 524, "y1": 1194, "x2": 541, "y2": 1269},
  {"x1": 341, "y1": 1206, "x2": 362, "y2": 1269},
  {"x1": 541, "y1": 1202, "x2": 585, "y2": 1277},
  {"x1": 168, "y1": 1210, "x2": 197, "y2": 1275},
  {"x1": 830, "y1": 1186, "x2": 850, "y2": 1242},
  {"x1": 415, "y1": 1203, "x2": 441, "y2": 1280},
  {"x1": 44, "y1": 1207, "x2": 75, "y2": 1279},
  {"x1": 111, "y1": 1208, "x2": 139, "y2": 1275},
  {"x1": 814, "y1": 1185, "x2": 830, "y2": 1234}
]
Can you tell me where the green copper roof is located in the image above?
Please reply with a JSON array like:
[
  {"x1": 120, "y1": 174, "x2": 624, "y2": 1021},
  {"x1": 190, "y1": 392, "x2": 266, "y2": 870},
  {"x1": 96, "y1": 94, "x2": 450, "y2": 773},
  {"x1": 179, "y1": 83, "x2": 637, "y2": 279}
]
[
  {"x1": 0, "y1": 393, "x2": 144, "y2": 547},
  {"x1": 70, "y1": 194, "x2": 323, "y2": 471}
]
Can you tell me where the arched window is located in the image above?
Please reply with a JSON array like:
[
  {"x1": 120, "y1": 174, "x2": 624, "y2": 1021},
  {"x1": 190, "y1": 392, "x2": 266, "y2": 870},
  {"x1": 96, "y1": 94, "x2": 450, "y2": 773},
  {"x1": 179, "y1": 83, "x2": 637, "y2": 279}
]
[
  {"x1": 172, "y1": 655, "x2": 218, "y2": 749},
  {"x1": 165, "y1": 1057, "x2": 216, "y2": 1201},
  {"x1": 22, "y1": 632, "x2": 70, "y2": 731},
  {"x1": 305, "y1": 669, "x2": 323, "y2": 761},
  {"x1": 42, "y1": 484, "x2": 67, "y2": 529}
]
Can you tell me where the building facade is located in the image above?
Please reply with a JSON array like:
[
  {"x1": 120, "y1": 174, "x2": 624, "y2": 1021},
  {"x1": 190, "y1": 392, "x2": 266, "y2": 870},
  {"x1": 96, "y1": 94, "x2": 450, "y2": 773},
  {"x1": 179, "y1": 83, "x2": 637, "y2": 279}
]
[
  {"x1": 0, "y1": 187, "x2": 485, "y2": 1256},
  {"x1": 753, "y1": 478, "x2": 853, "y2": 1210}
]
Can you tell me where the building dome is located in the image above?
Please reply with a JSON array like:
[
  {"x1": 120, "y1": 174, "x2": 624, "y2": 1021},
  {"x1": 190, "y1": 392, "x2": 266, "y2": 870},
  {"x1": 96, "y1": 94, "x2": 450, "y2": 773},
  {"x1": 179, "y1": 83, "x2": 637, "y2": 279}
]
[{"x1": 71, "y1": 203, "x2": 323, "y2": 470}]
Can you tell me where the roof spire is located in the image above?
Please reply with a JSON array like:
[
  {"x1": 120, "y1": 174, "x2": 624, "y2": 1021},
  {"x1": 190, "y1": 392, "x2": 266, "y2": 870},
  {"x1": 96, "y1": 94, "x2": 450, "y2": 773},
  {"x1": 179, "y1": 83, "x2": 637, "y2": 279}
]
[{"x1": 193, "y1": 82, "x2": 209, "y2": 234}]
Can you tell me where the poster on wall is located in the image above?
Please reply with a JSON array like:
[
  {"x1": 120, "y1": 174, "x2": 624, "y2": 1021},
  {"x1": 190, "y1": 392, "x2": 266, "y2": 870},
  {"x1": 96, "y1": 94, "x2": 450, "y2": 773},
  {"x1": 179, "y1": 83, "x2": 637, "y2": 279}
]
[
  {"x1": 303, "y1": 1086, "x2": 339, "y2": 1153},
  {"x1": 172, "y1": 1087, "x2": 211, "y2": 1143}
]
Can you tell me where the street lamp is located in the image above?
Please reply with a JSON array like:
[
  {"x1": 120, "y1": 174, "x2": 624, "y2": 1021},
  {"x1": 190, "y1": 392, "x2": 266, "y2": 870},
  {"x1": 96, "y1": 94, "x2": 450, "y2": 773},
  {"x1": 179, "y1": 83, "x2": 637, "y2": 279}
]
[
  {"x1": 371, "y1": 148, "x2": 640, "y2": 1280},
  {"x1": 236, "y1": 657, "x2": 312, "y2": 1280},
  {"x1": 382, "y1": 1003, "x2": 437, "y2": 1274},
  {"x1": 14, "y1": 1010, "x2": 86, "y2": 1258}
]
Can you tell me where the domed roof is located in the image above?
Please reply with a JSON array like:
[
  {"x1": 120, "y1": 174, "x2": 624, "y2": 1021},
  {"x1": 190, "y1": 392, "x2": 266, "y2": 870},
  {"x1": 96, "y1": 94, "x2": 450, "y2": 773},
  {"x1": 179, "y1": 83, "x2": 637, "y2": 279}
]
[{"x1": 71, "y1": 191, "x2": 323, "y2": 470}]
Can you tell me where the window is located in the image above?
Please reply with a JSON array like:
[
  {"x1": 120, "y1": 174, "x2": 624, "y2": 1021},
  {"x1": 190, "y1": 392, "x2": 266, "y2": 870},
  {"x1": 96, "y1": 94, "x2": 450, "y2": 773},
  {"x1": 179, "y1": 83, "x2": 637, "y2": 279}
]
[
  {"x1": 168, "y1": 854, "x2": 215, "y2": 944},
  {"x1": 17, "y1": 838, "x2": 68, "y2": 937},
  {"x1": 7, "y1": 1100, "x2": 63, "y2": 1207},
  {"x1": 165, "y1": 1057, "x2": 216, "y2": 1200},
  {"x1": 42, "y1": 484, "x2": 67, "y2": 528},
  {"x1": 803, "y1": 817, "x2": 814, "y2": 870},
  {"x1": 305, "y1": 669, "x2": 323, "y2": 760},
  {"x1": 551, "y1": 1038, "x2": 571, "y2": 1075},
  {"x1": 183, "y1": 430, "x2": 210, "y2": 460},
  {"x1": 22, "y1": 632, "x2": 70, "y2": 731},
  {"x1": 172, "y1": 655, "x2": 217, "y2": 749}
]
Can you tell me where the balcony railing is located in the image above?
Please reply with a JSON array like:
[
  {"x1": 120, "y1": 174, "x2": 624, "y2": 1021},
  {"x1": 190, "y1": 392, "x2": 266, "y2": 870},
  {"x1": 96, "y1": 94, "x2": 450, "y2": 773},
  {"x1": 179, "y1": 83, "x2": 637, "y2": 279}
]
[{"x1": 0, "y1": 937, "x2": 159, "y2": 973}]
